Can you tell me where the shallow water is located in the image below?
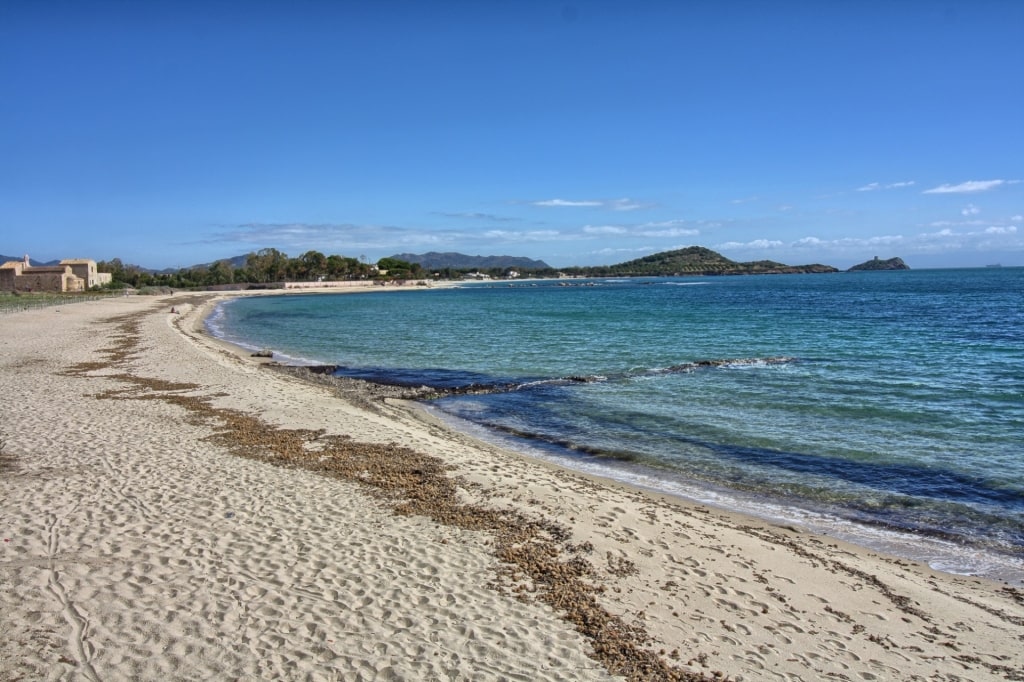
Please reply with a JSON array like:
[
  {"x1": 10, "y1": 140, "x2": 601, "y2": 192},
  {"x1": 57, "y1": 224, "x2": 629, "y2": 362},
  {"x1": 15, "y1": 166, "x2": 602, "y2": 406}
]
[{"x1": 209, "y1": 269, "x2": 1024, "y2": 582}]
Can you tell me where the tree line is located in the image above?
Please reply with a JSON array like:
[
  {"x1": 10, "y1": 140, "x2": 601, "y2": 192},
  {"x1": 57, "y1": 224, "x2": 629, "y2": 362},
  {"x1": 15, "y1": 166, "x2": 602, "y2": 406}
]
[
  {"x1": 95, "y1": 248, "x2": 576, "y2": 289},
  {"x1": 96, "y1": 249, "x2": 432, "y2": 289}
]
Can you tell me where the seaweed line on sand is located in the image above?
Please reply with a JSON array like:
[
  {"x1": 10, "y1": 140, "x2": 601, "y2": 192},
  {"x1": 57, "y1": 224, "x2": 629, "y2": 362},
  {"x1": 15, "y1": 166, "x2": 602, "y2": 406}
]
[{"x1": 59, "y1": 307, "x2": 718, "y2": 682}]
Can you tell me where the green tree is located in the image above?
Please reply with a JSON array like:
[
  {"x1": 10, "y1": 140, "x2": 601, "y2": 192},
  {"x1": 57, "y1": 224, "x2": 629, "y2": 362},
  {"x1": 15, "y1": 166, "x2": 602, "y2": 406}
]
[
  {"x1": 246, "y1": 248, "x2": 289, "y2": 282},
  {"x1": 376, "y1": 257, "x2": 422, "y2": 280},
  {"x1": 298, "y1": 250, "x2": 327, "y2": 280},
  {"x1": 208, "y1": 259, "x2": 234, "y2": 285}
]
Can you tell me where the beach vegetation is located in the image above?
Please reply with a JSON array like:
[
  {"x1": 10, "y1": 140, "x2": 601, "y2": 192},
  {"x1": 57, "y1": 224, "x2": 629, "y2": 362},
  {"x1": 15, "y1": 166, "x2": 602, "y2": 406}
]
[
  {"x1": 97, "y1": 248, "x2": 383, "y2": 289},
  {"x1": 375, "y1": 257, "x2": 423, "y2": 280}
]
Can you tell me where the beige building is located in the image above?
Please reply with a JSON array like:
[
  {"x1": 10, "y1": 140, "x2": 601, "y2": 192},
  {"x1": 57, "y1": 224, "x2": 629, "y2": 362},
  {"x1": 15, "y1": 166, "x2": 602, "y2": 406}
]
[
  {"x1": 0, "y1": 255, "x2": 111, "y2": 293},
  {"x1": 60, "y1": 259, "x2": 113, "y2": 289}
]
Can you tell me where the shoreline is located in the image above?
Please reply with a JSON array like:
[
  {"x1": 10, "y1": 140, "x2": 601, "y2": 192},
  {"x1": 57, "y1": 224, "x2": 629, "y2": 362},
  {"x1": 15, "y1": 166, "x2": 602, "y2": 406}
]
[
  {"x1": 2, "y1": 292, "x2": 1022, "y2": 680},
  {"x1": 202, "y1": 288, "x2": 1024, "y2": 587}
]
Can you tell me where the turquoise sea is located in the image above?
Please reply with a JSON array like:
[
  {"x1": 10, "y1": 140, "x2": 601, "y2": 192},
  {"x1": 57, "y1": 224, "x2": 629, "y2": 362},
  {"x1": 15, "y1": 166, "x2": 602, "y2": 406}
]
[{"x1": 207, "y1": 269, "x2": 1024, "y2": 583}]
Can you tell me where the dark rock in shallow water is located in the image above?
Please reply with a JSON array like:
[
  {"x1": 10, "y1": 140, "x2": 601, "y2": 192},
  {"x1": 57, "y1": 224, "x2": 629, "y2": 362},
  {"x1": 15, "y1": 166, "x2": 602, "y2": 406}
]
[{"x1": 847, "y1": 256, "x2": 909, "y2": 272}]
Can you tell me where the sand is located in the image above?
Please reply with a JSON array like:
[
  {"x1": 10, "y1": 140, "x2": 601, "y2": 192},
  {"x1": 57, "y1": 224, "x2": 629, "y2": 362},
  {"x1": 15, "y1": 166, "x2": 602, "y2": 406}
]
[{"x1": 1, "y1": 291, "x2": 1021, "y2": 681}]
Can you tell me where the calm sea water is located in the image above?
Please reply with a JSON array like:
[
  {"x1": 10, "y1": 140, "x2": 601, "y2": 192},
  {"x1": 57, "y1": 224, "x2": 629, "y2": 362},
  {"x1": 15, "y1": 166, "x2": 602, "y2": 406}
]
[{"x1": 208, "y1": 269, "x2": 1024, "y2": 583}]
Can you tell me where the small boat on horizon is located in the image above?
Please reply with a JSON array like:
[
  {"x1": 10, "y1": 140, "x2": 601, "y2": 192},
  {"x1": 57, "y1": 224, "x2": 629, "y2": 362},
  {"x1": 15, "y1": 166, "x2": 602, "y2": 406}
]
[{"x1": 986, "y1": 263, "x2": 1002, "y2": 268}]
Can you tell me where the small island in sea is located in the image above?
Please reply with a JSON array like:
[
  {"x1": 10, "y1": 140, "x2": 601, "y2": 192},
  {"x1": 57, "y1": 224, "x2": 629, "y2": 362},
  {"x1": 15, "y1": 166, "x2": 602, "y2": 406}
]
[{"x1": 847, "y1": 256, "x2": 909, "y2": 272}]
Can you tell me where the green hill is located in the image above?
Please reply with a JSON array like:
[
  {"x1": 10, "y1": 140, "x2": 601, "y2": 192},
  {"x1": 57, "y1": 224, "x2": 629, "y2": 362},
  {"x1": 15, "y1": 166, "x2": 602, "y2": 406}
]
[{"x1": 564, "y1": 247, "x2": 837, "y2": 277}]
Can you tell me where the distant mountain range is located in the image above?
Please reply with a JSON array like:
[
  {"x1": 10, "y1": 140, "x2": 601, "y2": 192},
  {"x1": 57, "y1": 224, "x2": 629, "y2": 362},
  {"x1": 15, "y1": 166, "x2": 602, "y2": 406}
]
[
  {"x1": 0, "y1": 254, "x2": 59, "y2": 267},
  {"x1": 389, "y1": 252, "x2": 552, "y2": 270}
]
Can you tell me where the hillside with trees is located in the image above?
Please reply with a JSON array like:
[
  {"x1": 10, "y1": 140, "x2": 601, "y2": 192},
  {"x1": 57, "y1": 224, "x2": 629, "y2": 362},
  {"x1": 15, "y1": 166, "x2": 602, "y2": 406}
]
[{"x1": 560, "y1": 247, "x2": 837, "y2": 277}]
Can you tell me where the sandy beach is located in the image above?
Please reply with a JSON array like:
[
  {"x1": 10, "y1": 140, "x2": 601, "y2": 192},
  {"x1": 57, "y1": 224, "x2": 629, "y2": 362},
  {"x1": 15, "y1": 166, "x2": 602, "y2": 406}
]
[{"x1": 1, "y1": 291, "x2": 1022, "y2": 681}]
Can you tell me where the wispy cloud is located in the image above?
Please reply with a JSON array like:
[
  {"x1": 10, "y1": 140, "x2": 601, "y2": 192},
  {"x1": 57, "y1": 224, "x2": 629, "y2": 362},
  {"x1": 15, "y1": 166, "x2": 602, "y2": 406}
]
[
  {"x1": 530, "y1": 197, "x2": 652, "y2": 211},
  {"x1": 857, "y1": 180, "x2": 916, "y2": 192},
  {"x1": 482, "y1": 229, "x2": 565, "y2": 242},
  {"x1": 639, "y1": 219, "x2": 705, "y2": 235},
  {"x1": 929, "y1": 219, "x2": 985, "y2": 227},
  {"x1": 785, "y1": 222, "x2": 1022, "y2": 258},
  {"x1": 635, "y1": 223, "x2": 700, "y2": 238},
  {"x1": 608, "y1": 198, "x2": 653, "y2": 211},
  {"x1": 582, "y1": 219, "x2": 700, "y2": 239},
  {"x1": 583, "y1": 225, "x2": 629, "y2": 235},
  {"x1": 216, "y1": 223, "x2": 454, "y2": 251},
  {"x1": 961, "y1": 204, "x2": 981, "y2": 216},
  {"x1": 923, "y1": 179, "x2": 1018, "y2": 194},
  {"x1": 793, "y1": 234, "x2": 906, "y2": 249},
  {"x1": 730, "y1": 196, "x2": 759, "y2": 204},
  {"x1": 717, "y1": 239, "x2": 785, "y2": 250},
  {"x1": 531, "y1": 198, "x2": 604, "y2": 207},
  {"x1": 591, "y1": 246, "x2": 661, "y2": 257},
  {"x1": 436, "y1": 211, "x2": 518, "y2": 222}
]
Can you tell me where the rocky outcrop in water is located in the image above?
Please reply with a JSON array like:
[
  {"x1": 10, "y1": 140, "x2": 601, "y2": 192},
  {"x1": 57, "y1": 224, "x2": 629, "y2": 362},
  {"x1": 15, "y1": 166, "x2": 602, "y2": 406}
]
[{"x1": 847, "y1": 256, "x2": 909, "y2": 271}]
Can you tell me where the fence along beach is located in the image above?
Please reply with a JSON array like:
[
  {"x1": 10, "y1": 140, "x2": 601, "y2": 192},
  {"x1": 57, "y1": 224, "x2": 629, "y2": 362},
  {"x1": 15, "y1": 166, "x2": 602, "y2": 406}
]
[{"x1": 1, "y1": 290, "x2": 1022, "y2": 680}]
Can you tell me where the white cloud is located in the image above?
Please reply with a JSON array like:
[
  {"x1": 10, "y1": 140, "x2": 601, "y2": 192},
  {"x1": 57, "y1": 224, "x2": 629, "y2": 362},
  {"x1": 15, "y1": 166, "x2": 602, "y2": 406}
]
[
  {"x1": 531, "y1": 198, "x2": 603, "y2": 207},
  {"x1": 583, "y1": 225, "x2": 628, "y2": 235},
  {"x1": 1011, "y1": 215, "x2": 1023, "y2": 222},
  {"x1": 730, "y1": 196, "x2": 759, "y2": 204},
  {"x1": 961, "y1": 204, "x2": 981, "y2": 216},
  {"x1": 639, "y1": 219, "x2": 689, "y2": 229},
  {"x1": 857, "y1": 180, "x2": 915, "y2": 192},
  {"x1": 717, "y1": 239, "x2": 784, "y2": 250},
  {"x1": 637, "y1": 227, "x2": 700, "y2": 238},
  {"x1": 984, "y1": 226, "x2": 1018, "y2": 235},
  {"x1": 220, "y1": 222, "x2": 457, "y2": 251},
  {"x1": 632, "y1": 219, "x2": 701, "y2": 238},
  {"x1": 530, "y1": 197, "x2": 652, "y2": 211},
  {"x1": 591, "y1": 246, "x2": 660, "y2": 257},
  {"x1": 437, "y1": 211, "x2": 518, "y2": 222},
  {"x1": 482, "y1": 229, "x2": 564, "y2": 242},
  {"x1": 923, "y1": 179, "x2": 1015, "y2": 194},
  {"x1": 792, "y1": 235, "x2": 905, "y2": 249},
  {"x1": 928, "y1": 219, "x2": 985, "y2": 227},
  {"x1": 581, "y1": 221, "x2": 699, "y2": 238},
  {"x1": 609, "y1": 198, "x2": 651, "y2": 211}
]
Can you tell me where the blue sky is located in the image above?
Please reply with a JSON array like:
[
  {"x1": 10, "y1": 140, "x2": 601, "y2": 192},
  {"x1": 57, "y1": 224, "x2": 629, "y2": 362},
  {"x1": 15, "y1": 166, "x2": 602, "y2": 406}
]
[{"x1": 2, "y1": 1, "x2": 1022, "y2": 270}]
